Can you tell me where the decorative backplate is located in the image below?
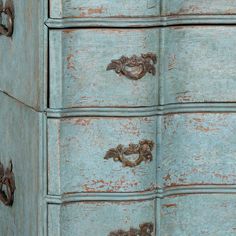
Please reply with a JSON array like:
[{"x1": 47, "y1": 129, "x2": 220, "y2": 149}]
[
  {"x1": 107, "y1": 53, "x2": 157, "y2": 80},
  {"x1": 104, "y1": 140, "x2": 154, "y2": 167},
  {"x1": 0, "y1": 161, "x2": 15, "y2": 206},
  {"x1": 0, "y1": 2, "x2": 14, "y2": 37},
  {"x1": 108, "y1": 223, "x2": 154, "y2": 236}
]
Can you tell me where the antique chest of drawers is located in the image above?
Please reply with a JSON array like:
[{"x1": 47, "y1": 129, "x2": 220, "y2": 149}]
[{"x1": 1, "y1": 0, "x2": 236, "y2": 235}]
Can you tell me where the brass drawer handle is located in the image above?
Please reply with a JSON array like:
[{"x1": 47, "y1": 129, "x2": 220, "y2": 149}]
[
  {"x1": 107, "y1": 53, "x2": 157, "y2": 80},
  {"x1": 0, "y1": 161, "x2": 15, "y2": 206},
  {"x1": 108, "y1": 222, "x2": 154, "y2": 236},
  {"x1": 104, "y1": 140, "x2": 154, "y2": 168},
  {"x1": 0, "y1": 6, "x2": 14, "y2": 37}
]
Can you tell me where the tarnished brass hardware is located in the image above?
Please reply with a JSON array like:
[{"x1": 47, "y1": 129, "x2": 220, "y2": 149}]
[
  {"x1": 0, "y1": 5, "x2": 14, "y2": 37},
  {"x1": 108, "y1": 223, "x2": 154, "y2": 236},
  {"x1": 104, "y1": 140, "x2": 154, "y2": 168},
  {"x1": 0, "y1": 161, "x2": 15, "y2": 206},
  {"x1": 107, "y1": 53, "x2": 157, "y2": 80}
]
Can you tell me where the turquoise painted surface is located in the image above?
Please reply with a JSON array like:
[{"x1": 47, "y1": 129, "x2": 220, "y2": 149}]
[
  {"x1": 49, "y1": 0, "x2": 160, "y2": 18},
  {"x1": 0, "y1": 92, "x2": 41, "y2": 235},
  {"x1": 163, "y1": 0, "x2": 236, "y2": 16},
  {"x1": 48, "y1": 200, "x2": 156, "y2": 236},
  {"x1": 48, "y1": 116, "x2": 158, "y2": 194},
  {"x1": 160, "y1": 113, "x2": 236, "y2": 187},
  {"x1": 49, "y1": 26, "x2": 236, "y2": 108},
  {"x1": 0, "y1": 0, "x2": 45, "y2": 110},
  {"x1": 161, "y1": 194, "x2": 236, "y2": 236},
  {"x1": 49, "y1": 28, "x2": 159, "y2": 108},
  {"x1": 161, "y1": 26, "x2": 236, "y2": 104},
  {"x1": 49, "y1": 0, "x2": 236, "y2": 18},
  {"x1": 2, "y1": 1, "x2": 236, "y2": 235}
]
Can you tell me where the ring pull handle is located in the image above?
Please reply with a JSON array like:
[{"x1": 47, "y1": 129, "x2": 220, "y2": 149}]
[
  {"x1": 0, "y1": 161, "x2": 15, "y2": 206},
  {"x1": 0, "y1": 6, "x2": 14, "y2": 37},
  {"x1": 104, "y1": 140, "x2": 154, "y2": 168},
  {"x1": 107, "y1": 53, "x2": 157, "y2": 80}
]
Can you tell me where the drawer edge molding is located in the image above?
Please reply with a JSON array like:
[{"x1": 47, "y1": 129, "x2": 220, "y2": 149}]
[
  {"x1": 45, "y1": 190, "x2": 159, "y2": 203},
  {"x1": 104, "y1": 140, "x2": 155, "y2": 167},
  {"x1": 45, "y1": 15, "x2": 236, "y2": 28},
  {"x1": 45, "y1": 185, "x2": 236, "y2": 204},
  {"x1": 46, "y1": 103, "x2": 236, "y2": 118},
  {"x1": 108, "y1": 222, "x2": 154, "y2": 236}
]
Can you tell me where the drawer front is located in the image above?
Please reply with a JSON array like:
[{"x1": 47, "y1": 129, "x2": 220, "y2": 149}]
[
  {"x1": 161, "y1": 113, "x2": 236, "y2": 187},
  {"x1": 0, "y1": 0, "x2": 43, "y2": 110},
  {"x1": 48, "y1": 117, "x2": 158, "y2": 194},
  {"x1": 49, "y1": 28, "x2": 159, "y2": 108},
  {"x1": 49, "y1": 0, "x2": 160, "y2": 18},
  {"x1": 0, "y1": 93, "x2": 40, "y2": 235},
  {"x1": 161, "y1": 26, "x2": 236, "y2": 104},
  {"x1": 161, "y1": 194, "x2": 236, "y2": 236},
  {"x1": 163, "y1": 0, "x2": 236, "y2": 16},
  {"x1": 48, "y1": 200, "x2": 156, "y2": 236}
]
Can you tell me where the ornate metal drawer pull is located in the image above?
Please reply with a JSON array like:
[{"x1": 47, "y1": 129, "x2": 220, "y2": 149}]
[
  {"x1": 108, "y1": 222, "x2": 154, "y2": 236},
  {"x1": 0, "y1": 5, "x2": 14, "y2": 37},
  {"x1": 0, "y1": 161, "x2": 15, "y2": 206},
  {"x1": 104, "y1": 140, "x2": 154, "y2": 168},
  {"x1": 107, "y1": 53, "x2": 157, "y2": 80}
]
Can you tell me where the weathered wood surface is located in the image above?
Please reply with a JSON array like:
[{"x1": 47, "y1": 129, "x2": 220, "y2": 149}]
[
  {"x1": 49, "y1": 28, "x2": 159, "y2": 108},
  {"x1": 161, "y1": 194, "x2": 236, "y2": 236},
  {"x1": 50, "y1": 26, "x2": 236, "y2": 108},
  {"x1": 0, "y1": 92, "x2": 41, "y2": 235},
  {"x1": 48, "y1": 116, "x2": 158, "y2": 194},
  {"x1": 0, "y1": 0, "x2": 44, "y2": 110},
  {"x1": 163, "y1": 0, "x2": 236, "y2": 16},
  {"x1": 161, "y1": 26, "x2": 236, "y2": 104},
  {"x1": 49, "y1": 0, "x2": 160, "y2": 18},
  {"x1": 49, "y1": 0, "x2": 236, "y2": 19},
  {"x1": 48, "y1": 200, "x2": 156, "y2": 236},
  {"x1": 160, "y1": 113, "x2": 236, "y2": 188}
]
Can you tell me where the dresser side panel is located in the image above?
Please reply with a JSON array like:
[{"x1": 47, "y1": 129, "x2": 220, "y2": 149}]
[
  {"x1": 0, "y1": 0, "x2": 45, "y2": 110},
  {"x1": 0, "y1": 92, "x2": 40, "y2": 235}
]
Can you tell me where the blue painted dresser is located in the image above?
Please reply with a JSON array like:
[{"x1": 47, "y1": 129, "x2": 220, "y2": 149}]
[{"x1": 1, "y1": 0, "x2": 236, "y2": 235}]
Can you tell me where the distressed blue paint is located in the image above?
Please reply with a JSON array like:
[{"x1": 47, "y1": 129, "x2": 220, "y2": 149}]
[
  {"x1": 49, "y1": 28, "x2": 159, "y2": 108},
  {"x1": 48, "y1": 200, "x2": 156, "y2": 236},
  {"x1": 162, "y1": 0, "x2": 236, "y2": 16},
  {"x1": 0, "y1": 0, "x2": 45, "y2": 110},
  {"x1": 48, "y1": 117, "x2": 158, "y2": 194},
  {"x1": 161, "y1": 26, "x2": 236, "y2": 104},
  {"x1": 49, "y1": 0, "x2": 161, "y2": 18},
  {"x1": 0, "y1": 92, "x2": 41, "y2": 235},
  {"x1": 160, "y1": 113, "x2": 236, "y2": 187},
  {"x1": 161, "y1": 194, "x2": 236, "y2": 236},
  {"x1": 2, "y1": 1, "x2": 236, "y2": 235}
]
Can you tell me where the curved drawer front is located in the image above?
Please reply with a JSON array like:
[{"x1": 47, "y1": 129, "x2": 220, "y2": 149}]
[
  {"x1": 161, "y1": 113, "x2": 236, "y2": 187},
  {"x1": 162, "y1": 26, "x2": 236, "y2": 104},
  {"x1": 49, "y1": 28, "x2": 159, "y2": 108},
  {"x1": 49, "y1": 0, "x2": 160, "y2": 18},
  {"x1": 48, "y1": 117, "x2": 158, "y2": 194},
  {"x1": 48, "y1": 200, "x2": 156, "y2": 236},
  {"x1": 161, "y1": 194, "x2": 236, "y2": 236},
  {"x1": 163, "y1": 0, "x2": 236, "y2": 16}
]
